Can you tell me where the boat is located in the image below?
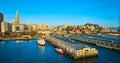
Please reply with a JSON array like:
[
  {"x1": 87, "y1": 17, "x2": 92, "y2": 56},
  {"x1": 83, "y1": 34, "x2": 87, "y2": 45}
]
[
  {"x1": 37, "y1": 38, "x2": 46, "y2": 46},
  {"x1": 55, "y1": 47, "x2": 64, "y2": 55}
]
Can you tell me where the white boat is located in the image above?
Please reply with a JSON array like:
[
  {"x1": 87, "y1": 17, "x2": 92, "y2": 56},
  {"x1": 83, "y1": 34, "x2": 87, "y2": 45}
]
[{"x1": 37, "y1": 38, "x2": 46, "y2": 46}]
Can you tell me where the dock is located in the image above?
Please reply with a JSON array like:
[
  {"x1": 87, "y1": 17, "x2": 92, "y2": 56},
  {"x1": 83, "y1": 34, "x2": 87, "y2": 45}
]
[
  {"x1": 45, "y1": 36, "x2": 98, "y2": 59},
  {"x1": 0, "y1": 38, "x2": 32, "y2": 41},
  {"x1": 70, "y1": 35, "x2": 120, "y2": 51},
  {"x1": 0, "y1": 35, "x2": 42, "y2": 41}
]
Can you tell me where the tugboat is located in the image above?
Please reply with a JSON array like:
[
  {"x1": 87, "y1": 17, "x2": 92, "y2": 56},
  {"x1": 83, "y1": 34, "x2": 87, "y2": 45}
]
[
  {"x1": 55, "y1": 47, "x2": 64, "y2": 55},
  {"x1": 37, "y1": 37, "x2": 46, "y2": 46}
]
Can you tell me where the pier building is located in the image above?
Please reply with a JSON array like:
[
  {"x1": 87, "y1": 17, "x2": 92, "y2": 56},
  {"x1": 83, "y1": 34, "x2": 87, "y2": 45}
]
[
  {"x1": 45, "y1": 36, "x2": 98, "y2": 59},
  {"x1": 70, "y1": 35, "x2": 120, "y2": 51}
]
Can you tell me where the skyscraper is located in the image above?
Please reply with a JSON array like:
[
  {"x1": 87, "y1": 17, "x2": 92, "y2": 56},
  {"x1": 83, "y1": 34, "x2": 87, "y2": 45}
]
[
  {"x1": 7, "y1": 23, "x2": 12, "y2": 32},
  {"x1": 28, "y1": 22, "x2": 32, "y2": 31},
  {"x1": 0, "y1": 13, "x2": 4, "y2": 32},
  {"x1": 1, "y1": 22, "x2": 8, "y2": 33},
  {"x1": 0, "y1": 13, "x2": 4, "y2": 22},
  {"x1": 20, "y1": 24, "x2": 25, "y2": 32},
  {"x1": 12, "y1": 24, "x2": 16, "y2": 32},
  {"x1": 15, "y1": 10, "x2": 19, "y2": 25}
]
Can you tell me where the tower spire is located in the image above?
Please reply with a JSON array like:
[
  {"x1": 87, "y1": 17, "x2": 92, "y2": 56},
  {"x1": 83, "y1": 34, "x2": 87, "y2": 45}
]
[{"x1": 16, "y1": 9, "x2": 19, "y2": 25}]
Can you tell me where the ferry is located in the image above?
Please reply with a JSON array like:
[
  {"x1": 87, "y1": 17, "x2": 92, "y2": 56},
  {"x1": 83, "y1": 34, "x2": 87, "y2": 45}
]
[
  {"x1": 55, "y1": 47, "x2": 64, "y2": 55},
  {"x1": 37, "y1": 38, "x2": 46, "y2": 46}
]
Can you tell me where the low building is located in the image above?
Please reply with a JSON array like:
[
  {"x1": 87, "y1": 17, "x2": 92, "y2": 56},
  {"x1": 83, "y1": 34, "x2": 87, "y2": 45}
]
[
  {"x1": 38, "y1": 31, "x2": 52, "y2": 35},
  {"x1": 21, "y1": 35, "x2": 32, "y2": 38}
]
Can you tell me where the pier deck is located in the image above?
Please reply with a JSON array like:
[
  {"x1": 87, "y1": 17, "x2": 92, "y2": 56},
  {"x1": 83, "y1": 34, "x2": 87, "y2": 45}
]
[
  {"x1": 70, "y1": 35, "x2": 120, "y2": 51},
  {"x1": 45, "y1": 36, "x2": 98, "y2": 59}
]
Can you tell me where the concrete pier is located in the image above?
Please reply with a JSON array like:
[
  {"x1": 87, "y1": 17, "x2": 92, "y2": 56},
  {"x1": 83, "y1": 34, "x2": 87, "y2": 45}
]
[
  {"x1": 0, "y1": 37, "x2": 39, "y2": 41},
  {"x1": 70, "y1": 35, "x2": 120, "y2": 51},
  {"x1": 45, "y1": 36, "x2": 98, "y2": 59}
]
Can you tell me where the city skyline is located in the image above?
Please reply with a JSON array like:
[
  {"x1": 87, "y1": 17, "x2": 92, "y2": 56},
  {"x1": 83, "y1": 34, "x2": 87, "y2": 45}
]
[{"x1": 0, "y1": 0, "x2": 119, "y2": 27}]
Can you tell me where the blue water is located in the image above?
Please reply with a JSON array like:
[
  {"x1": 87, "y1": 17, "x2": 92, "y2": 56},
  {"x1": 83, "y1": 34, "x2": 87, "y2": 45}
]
[{"x1": 0, "y1": 40, "x2": 120, "y2": 63}]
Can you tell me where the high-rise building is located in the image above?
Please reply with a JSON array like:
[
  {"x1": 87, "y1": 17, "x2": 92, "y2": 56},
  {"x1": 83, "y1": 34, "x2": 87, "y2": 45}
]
[
  {"x1": 7, "y1": 23, "x2": 12, "y2": 32},
  {"x1": 0, "y1": 13, "x2": 3, "y2": 22},
  {"x1": 28, "y1": 23, "x2": 32, "y2": 31},
  {"x1": 15, "y1": 10, "x2": 19, "y2": 25},
  {"x1": 20, "y1": 24, "x2": 25, "y2": 31},
  {"x1": 12, "y1": 24, "x2": 16, "y2": 32},
  {"x1": 1, "y1": 22, "x2": 8, "y2": 33},
  {"x1": 0, "y1": 13, "x2": 4, "y2": 32}
]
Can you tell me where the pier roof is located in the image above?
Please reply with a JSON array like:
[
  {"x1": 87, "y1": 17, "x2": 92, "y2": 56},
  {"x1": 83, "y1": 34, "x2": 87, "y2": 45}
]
[
  {"x1": 53, "y1": 36, "x2": 89, "y2": 50},
  {"x1": 73, "y1": 35, "x2": 120, "y2": 44}
]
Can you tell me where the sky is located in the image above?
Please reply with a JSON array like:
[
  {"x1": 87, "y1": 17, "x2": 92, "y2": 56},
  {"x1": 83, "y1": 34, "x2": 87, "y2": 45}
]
[{"x1": 0, "y1": 0, "x2": 120, "y2": 27}]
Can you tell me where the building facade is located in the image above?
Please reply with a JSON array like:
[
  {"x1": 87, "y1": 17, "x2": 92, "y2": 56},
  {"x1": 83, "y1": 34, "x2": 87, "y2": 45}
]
[
  {"x1": 15, "y1": 10, "x2": 19, "y2": 25},
  {"x1": 0, "y1": 13, "x2": 4, "y2": 32},
  {"x1": 1, "y1": 22, "x2": 8, "y2": 33},
  {"x1": 12, "y1": 24, "x2": 16, "y2": 32},
  {"x1": 0, "y1": 13, "x2": 3, "y2": 22}
]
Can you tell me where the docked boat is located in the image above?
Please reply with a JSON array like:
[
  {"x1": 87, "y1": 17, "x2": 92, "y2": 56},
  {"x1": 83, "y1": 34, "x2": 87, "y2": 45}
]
[
  {"x1": 37, "y1": 38, "x2": 46, "y2": 46},
  {"x1": 55, "y1": 47, "x2": 64, "y2": 55}
]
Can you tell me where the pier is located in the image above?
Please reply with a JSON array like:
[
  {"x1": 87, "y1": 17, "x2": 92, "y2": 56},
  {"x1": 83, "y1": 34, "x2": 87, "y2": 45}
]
[
  {"x1": 45, "y1": 36, "x2": 98, "y2": 59},
  {"x1": 70, "y1": 35, "x2": 120, "y2": 51},
  {"x1": 0, "y1": 35, "x2": 42, "y2": 41},
  {"x1": 0, "y1": 37, "x2": 33, "y2": 41}
]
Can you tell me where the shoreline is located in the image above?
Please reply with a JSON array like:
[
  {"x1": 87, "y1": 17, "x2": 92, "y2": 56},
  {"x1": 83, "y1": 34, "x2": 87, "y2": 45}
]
[{"x1": 0, "y1": 37, "x2": 37, "y2": 41}]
